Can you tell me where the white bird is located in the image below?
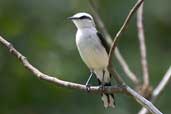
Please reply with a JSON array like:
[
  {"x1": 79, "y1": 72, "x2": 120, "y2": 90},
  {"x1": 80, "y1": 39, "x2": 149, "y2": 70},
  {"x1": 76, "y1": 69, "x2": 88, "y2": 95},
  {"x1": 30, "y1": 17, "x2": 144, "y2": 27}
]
[{"x1": 69, "y1": 12, "x2": 115, "y2": 108}]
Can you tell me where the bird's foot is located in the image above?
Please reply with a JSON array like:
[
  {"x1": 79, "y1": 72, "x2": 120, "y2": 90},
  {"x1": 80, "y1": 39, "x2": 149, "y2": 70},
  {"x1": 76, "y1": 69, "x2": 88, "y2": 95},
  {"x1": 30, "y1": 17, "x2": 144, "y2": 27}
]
[
  {"x1": 86, "y1": 84, "x2": 91, "y2": 92},
  {"x1": 99, "y1": 84, "x2": 105, "y2": 92}
]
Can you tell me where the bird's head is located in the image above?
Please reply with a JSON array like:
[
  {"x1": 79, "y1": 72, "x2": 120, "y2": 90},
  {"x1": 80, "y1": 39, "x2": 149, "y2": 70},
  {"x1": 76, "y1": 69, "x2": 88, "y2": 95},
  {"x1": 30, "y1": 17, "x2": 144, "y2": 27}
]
[{"x1": 68, "y1": 12, "x2": 95, "y2": 29}]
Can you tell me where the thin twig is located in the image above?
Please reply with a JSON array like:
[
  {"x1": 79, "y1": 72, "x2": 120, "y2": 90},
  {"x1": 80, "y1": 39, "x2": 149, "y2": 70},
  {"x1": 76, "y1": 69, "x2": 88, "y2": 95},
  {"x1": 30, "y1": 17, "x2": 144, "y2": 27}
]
[
  {"x1": 138, "y1": 66, "x2": 171, "y2": 114},
  {"x1": 88, "y1": 0, "x2": 139, "y2": 85},
  {"x1": 0, "y1": 35, "x2": 162, "y2": 114},
  {"x1": 108, "y1": 0, "x2": 144, "y2": 68},
  {"x1": 137, "y1": 2, "x2": 149, "y2": 86}
]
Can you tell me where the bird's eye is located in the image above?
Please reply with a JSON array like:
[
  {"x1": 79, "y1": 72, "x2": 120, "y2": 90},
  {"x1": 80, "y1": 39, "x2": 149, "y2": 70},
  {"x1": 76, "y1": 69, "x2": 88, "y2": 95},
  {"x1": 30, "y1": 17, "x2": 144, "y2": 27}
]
[{"x1": 79, "y1": 16, "x2": 91, "y2": 20}]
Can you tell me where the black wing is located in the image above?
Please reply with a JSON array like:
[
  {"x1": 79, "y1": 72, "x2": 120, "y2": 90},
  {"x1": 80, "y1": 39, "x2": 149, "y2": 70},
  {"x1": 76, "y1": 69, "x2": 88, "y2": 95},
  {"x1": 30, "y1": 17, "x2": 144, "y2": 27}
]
[{"x1": 96, "y1": 32, "x2": 110, "y2": 54}]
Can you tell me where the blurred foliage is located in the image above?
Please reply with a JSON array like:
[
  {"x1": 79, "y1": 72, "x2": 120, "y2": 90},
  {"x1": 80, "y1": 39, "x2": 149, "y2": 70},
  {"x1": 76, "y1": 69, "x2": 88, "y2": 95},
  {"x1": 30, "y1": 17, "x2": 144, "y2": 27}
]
[{"x1": 0, "y1": 0, "x2": 171, "y2": 114}]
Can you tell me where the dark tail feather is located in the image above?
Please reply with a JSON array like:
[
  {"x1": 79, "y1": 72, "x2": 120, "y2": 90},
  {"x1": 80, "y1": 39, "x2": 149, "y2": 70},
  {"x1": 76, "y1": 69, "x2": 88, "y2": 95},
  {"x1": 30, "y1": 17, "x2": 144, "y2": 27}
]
[
  {"x1": 98, "y1": 80, "x2": 115, "y2": 108},
  {"x1": 101, "y1": 93, "x2": 115, "y2": 108}
]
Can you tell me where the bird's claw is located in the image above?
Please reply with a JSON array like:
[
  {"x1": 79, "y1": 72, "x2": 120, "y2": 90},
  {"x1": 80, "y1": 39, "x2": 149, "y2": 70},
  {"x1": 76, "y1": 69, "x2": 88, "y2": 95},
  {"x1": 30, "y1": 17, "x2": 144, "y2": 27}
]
[
  {"x1": 99, "y1": 84, "x2": 105, "y2": 92},
  {"x1": 86, "y1": 84, "x2": 91, "y2": 92}
]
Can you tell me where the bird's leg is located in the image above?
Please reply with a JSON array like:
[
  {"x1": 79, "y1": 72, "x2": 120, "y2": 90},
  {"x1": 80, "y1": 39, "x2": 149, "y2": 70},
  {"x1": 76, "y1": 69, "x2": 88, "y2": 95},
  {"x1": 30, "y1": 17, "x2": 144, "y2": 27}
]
[
  {"x1": 100, "y1": 70, "x2": 105, "y2": 91},
  {"x1": 85, "y1": 70, "x2": 94, "y2": 92},
  {"x1": 85, "y1": 72, "x2": 93, "y2": 86}
]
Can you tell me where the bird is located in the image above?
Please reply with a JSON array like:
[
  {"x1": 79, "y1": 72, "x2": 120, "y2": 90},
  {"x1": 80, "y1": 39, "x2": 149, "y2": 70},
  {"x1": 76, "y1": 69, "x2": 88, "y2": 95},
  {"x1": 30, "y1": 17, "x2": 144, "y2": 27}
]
[{"x1": 69, "y1": 12, "x2": 115, "y2": 108}]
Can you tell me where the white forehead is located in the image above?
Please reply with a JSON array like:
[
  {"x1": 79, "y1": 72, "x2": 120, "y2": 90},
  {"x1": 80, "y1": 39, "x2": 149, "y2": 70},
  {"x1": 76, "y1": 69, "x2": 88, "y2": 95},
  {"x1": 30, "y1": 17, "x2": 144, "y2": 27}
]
[{"x1": 72, "y1": 12, "x2": 93, "y2": 19}]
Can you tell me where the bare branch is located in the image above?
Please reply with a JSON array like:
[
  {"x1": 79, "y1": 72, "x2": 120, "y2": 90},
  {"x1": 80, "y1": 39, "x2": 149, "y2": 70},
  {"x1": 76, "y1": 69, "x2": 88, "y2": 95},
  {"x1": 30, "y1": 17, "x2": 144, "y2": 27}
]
[
  {"x1": 152, "y1": 66, "x2": 171, "y2": 101},
  {"x1": 0, "y1": 35, "x2": 163, "y2": 114},
  {"x1": 0, "y1": 35, "x2": 125, "y2": 94},
  {"x1": 88, "y1": 0, "x2": 139, "y2": 85},
  {"x1": 137, "y1": 2, "x2": 149, "y2": 86},
  {"x1": 108, "y1": 0, "x2": 144, "y2": 68},
  {"x1": 126, "y1": 86, "x2": 162, "y2": 114},
  {"x1": 138, "y1": 66, "x2": 171, "y2": 114},
  {"x1": 108, "y1": 64, "x2": 162, "y2": 114}
]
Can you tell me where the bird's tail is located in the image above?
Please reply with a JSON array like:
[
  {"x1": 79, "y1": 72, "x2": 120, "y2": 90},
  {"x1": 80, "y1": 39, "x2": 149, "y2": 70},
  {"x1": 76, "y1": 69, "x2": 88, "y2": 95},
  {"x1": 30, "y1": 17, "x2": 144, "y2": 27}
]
[
  {"x1": 94, "y1": 68, "x2": 115, "y2": 108},
  {"x1": 101, "y1": 83, "x2": 115, "y2": 108}
]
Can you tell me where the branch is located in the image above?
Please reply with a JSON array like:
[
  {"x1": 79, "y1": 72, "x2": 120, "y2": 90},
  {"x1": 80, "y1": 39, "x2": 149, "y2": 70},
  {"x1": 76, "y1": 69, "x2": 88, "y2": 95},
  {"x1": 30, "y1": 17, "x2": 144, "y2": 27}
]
[
  {"x1": 108, "y1": 64, "x2": 162, "y2": 114},
  {"x1": 0, "y1": 35, "x2": 125, "y2": 94},
  {"x1": 108, "y1": 0, "x2": 144, "y2": 69},
  {"x1": 138, "y1": 66, "x2": 171, "y2": 114},
  {"x1": 137, "y1": 2, "x2": 149, "y2": 87},
  {"x1": 0, "y1": 35, "x2": 162, "y2": 114},
  {"x1": 126, "y1": 86, "x2": 162, "y2": 114},
  {"x1": 88, "y1": 0, "x2": 139, "y2": 85}
]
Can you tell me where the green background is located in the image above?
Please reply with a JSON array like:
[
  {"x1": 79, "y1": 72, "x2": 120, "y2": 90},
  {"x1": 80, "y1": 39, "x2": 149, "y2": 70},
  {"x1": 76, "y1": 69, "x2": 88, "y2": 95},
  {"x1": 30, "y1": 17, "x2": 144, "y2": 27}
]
[{"x1": 0, "y1": 0, "x2": 171, "y2": 114}]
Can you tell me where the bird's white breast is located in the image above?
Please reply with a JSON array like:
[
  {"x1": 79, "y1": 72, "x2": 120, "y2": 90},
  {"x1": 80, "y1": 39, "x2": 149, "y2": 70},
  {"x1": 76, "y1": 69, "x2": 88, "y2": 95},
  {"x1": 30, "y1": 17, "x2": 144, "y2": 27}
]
[{"x1": 76, "y1": 28, "x2": 109, "y2": 70}]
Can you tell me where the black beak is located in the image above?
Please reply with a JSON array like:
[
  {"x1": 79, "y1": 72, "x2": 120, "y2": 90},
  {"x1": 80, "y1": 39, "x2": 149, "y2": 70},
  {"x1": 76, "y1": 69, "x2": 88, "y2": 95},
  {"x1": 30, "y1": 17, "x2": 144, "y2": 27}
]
[{"x1": 67, "y1": 16, "x2": 78, "y2": 20}]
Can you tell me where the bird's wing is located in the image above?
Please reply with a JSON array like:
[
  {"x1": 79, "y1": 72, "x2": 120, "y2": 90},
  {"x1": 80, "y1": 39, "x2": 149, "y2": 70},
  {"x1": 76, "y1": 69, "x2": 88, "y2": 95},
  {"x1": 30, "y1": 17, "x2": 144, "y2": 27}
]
[{"x1": 96, "y1": 32, "x2": 110, "y2": 54}]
